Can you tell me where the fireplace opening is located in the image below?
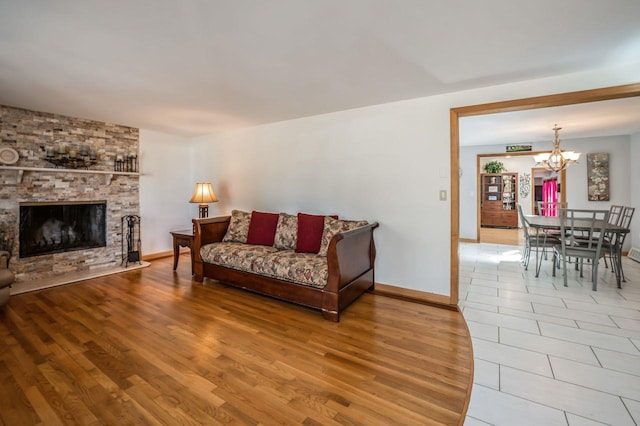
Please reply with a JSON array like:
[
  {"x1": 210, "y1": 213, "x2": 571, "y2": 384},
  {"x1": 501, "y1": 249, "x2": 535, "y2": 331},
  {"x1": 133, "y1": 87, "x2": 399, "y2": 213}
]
[{"x1": 19, "y1": 201, "x2": 107, "y2": 258}]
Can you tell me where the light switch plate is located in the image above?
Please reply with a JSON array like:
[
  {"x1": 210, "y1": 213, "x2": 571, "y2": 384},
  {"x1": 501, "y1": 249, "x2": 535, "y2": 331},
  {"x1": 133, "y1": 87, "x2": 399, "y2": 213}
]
[{"x1": 439, "y1": 190, "x2": 447, "y2": 201}]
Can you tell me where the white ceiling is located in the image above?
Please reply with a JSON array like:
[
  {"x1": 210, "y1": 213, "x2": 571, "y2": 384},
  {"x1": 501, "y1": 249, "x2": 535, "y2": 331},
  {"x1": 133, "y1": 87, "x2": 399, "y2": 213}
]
[
  {"x1": 460, "y1": 96, "x2": 640, "y2": 147},
  {"x1": 1, "y1": 0, "x2": 640, "y2": 137}
]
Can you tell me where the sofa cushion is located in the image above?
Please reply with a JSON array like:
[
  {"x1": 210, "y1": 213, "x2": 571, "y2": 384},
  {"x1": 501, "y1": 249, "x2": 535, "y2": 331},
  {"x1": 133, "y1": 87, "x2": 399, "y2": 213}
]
[
  {"x1": 253, "y1": 251, "x2": 328, "y2": 288},
  {"x1": 200, "y1": 242, "x2": 278, "y2": 273},
  {"x1": 222, "y1": 210, "x2": 251, "y2": 243},
  {"x1": 295, "y1": 213, "x2": 337, "y2": 254},
  {"x1": 246, "y1": 211, "x2": 279, "y2": 246},
  {"x1": 273, "y1": 213, "x2": 297, "y2": 250},
  {"x1": 318, "y1": 217, "x2": 369, "y2": 256}
]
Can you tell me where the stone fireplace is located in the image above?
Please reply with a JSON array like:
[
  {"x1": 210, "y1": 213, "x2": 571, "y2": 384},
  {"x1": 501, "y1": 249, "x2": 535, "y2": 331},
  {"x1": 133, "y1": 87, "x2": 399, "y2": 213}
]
[{"x1": 0, "y1": 105, "x2": 140, "y2": 286}]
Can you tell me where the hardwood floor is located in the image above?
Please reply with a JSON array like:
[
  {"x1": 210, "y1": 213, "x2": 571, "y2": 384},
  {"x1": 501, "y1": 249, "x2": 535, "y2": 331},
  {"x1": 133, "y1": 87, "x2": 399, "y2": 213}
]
[
  {"x1": 0, "y1": 257, "x2": 473, "y2": 425},
  {"x1": 479, "y1": 226, "x2": 524, "y2": 246}
]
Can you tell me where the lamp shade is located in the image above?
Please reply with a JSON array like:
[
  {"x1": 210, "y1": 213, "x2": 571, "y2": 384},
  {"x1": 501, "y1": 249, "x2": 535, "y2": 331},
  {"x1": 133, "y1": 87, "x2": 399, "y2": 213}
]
[{"x1": 189, "y1": 182, "x2": 218, "y2": 204}]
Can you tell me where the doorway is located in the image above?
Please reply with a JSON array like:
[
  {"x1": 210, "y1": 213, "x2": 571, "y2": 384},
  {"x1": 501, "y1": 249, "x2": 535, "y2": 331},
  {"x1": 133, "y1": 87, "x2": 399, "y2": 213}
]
[
  {"x1": 531, "y1": 168, "x2": 565, "y2": 215},
  {"x1": 475, "y1": 153, "x2": 566, "y2": 246},
  {"x1": 449, "y1": 82, "x2": 640, "y2": 305}
]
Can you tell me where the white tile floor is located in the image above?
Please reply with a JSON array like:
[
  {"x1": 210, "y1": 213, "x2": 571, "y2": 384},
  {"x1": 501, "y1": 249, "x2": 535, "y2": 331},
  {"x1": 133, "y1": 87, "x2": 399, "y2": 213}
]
[{"x1": 460, "y1": 242, "x2": 640, "y2": 426}]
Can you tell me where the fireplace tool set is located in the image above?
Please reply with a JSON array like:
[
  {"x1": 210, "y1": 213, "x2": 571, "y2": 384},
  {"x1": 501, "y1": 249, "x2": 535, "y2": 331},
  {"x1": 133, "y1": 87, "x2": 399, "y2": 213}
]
[{"x1": 121, "y1": 215, "x2": 141, "y2": 267}]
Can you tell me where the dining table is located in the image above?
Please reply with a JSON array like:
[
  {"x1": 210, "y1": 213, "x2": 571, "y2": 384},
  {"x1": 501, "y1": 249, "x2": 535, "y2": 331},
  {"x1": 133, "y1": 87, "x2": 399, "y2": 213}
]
[{"x1": 524, "y1": 214, "x2": 630, "y2": 287}]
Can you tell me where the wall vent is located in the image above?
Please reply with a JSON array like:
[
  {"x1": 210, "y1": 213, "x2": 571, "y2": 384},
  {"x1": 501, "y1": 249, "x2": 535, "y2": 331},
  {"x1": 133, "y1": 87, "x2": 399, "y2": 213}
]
[{"x1": 628, "y1": 247, "x2": 640, "y2": 263}]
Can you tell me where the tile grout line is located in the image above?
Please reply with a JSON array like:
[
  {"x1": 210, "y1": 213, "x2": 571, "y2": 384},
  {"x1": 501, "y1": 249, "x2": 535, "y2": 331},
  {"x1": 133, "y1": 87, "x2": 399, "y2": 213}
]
[
  {"x1": 590, "y1": 345, "x2": 603, "y2": 368},
  {"x1": 620, "y1": 398, "x2": 639, "y2": 426},
  {"x1": 548, "y1": 353, "x2": 556, "y2": 380}
]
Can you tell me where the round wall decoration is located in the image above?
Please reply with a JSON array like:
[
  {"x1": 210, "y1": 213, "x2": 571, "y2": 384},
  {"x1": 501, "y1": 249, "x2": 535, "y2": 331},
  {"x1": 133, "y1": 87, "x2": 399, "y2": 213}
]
[{"x1": 0, "y1": 147, "x2": 19, "y2": 165}]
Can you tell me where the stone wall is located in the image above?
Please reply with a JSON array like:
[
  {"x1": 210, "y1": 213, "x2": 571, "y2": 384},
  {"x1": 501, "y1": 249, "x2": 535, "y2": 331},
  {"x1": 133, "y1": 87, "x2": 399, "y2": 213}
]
[{"x1": 0, "y1": 105, "x2": 140, "y2": 284}]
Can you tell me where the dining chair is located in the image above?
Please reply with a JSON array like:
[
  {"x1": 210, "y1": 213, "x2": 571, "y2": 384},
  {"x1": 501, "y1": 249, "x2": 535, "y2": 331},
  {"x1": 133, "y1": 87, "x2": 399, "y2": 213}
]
[
  {"x1": 603, "y1": 206, "x2": 635, "y2": 284},
  {"x1": 517, "y1": 204, "x2": 560, "y2": 275},
  {"x1": 608, "y1": 205, "x2": 624, "y2": 228},
  {"x1": 552, "y1": 208, "x2": 609, "y2": 291},
  {"x1": 601, "y1": 205, "x2": 624, "y2": 269},
  {"x1": 537, "y1": 201, "x2": 568, "y2": 217},
  {"x1": 537, "y1": 202, "x2": 570, "y2": 247}
]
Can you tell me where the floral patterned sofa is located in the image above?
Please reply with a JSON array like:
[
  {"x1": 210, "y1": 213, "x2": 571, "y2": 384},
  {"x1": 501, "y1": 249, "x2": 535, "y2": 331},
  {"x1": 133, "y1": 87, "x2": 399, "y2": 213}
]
[{"x1": 192, "y1": 210, "x2": 378, "y2": 321}]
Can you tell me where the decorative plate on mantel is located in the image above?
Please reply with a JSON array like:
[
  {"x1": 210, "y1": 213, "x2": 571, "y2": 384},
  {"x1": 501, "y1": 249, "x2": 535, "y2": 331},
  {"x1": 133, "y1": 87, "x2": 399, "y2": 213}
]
[{"x1": 0, "y1": 147, "x2": 19, "y2": 165}]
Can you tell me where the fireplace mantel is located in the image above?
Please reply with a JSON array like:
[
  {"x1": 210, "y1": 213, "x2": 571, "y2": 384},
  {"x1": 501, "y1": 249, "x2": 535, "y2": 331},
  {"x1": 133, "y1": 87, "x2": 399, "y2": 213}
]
[{"x1": 0, "y1": 165, "x2": 140, "y2": 184}]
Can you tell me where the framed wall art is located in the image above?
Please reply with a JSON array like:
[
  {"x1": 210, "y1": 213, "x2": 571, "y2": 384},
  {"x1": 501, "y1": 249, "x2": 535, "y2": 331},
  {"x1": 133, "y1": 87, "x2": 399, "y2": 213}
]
[
  {"x1": 587, "y1": 153, "x2": 609, "y2": 201},
  {"x1": 519, "y1": 172, "x2": 531, "y2": 199}
]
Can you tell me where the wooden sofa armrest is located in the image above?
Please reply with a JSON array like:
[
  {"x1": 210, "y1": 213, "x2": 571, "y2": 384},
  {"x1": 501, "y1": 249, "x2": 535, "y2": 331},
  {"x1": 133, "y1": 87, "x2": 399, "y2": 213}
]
[
  {"x1": 0, "y1": 251, "x2": 10, "y2": 269},
  {"x1": 325, "y1": 222, "x2": 379, "y2": 293},
  {"x1": 192, "y1": 216, "x2": 230, "y2": 281}
]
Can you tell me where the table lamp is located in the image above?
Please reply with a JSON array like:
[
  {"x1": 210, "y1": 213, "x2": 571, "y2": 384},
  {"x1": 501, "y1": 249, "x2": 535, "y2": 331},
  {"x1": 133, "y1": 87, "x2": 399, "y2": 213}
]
[{"x1": 189, "y1": 182, "x2": 218, "y2": 218}]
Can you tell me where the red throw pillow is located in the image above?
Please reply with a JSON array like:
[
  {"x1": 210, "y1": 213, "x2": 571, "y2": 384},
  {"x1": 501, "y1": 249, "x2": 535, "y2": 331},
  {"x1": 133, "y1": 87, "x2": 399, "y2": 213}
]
[
  {"x1": 296, "y1": 213, "x2": 338, "y2": 253},
  {"x1": 246, "y1": 211, "x2": 279, "y2": 246}
]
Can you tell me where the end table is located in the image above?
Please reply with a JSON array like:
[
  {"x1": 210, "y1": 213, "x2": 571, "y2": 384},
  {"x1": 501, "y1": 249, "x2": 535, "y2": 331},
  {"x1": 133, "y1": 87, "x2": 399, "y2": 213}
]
[{"x1": 170, "y1": 229, "x2": 194, "y2": 274}]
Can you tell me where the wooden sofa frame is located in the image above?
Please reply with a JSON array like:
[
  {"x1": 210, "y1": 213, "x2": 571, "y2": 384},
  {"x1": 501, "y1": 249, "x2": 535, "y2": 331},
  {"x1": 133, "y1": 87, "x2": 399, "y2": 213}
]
[{"x1": 192, "y1": 216, "x2": 379, "y2": 321}]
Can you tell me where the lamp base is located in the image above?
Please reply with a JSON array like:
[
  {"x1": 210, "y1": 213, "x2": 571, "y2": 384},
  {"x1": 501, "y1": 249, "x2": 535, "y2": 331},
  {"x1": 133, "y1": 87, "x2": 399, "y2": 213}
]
[{"x1": 198, "y1": 204, "x2": 209, "y2": 218}]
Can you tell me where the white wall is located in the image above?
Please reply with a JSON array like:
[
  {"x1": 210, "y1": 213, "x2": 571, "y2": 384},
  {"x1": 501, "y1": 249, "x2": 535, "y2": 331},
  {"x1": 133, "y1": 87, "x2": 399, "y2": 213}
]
[
  {"x1": 563, "y1": 135, "x2": 631, "y2": 211},
  {"x1": 185, "y1": 62, "x2": 640, "y2": 296},
  {"x1": 630, "y1": 131, "x2": 640, "y2": 248},
  {"x1": 139, "y1": 129, "x2": 193, "y2": 254},
  {"x1": 192, "y1": 100, "x2": 452, "y2": 294}
]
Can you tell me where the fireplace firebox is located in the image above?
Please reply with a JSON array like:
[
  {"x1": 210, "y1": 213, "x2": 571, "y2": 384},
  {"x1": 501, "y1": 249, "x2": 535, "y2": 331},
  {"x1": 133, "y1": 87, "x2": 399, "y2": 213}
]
[{"x1": 19, "y1": 201, "x2": 107, "y2": 258}]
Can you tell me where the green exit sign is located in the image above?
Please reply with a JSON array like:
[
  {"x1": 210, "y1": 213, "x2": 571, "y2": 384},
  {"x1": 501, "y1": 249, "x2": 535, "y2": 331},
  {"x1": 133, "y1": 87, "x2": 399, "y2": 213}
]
[{"x1": 506, "y1": 144, "x2": 532, "y2": 153}]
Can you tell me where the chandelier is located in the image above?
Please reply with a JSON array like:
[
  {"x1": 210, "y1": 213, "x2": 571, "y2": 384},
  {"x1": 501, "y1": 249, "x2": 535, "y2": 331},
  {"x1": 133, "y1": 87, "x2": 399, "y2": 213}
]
[{"x1": 533, "y1": 125, "x2": 580, "y2": 172}]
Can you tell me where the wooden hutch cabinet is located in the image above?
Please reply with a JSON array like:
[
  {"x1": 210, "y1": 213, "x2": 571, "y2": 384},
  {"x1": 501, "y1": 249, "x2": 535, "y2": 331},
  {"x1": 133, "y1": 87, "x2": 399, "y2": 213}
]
[{"x1": 480, "y1": 173, "x2": 518, "y2": 228}]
